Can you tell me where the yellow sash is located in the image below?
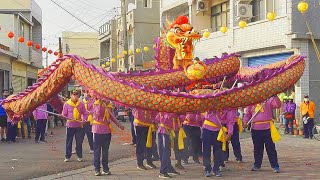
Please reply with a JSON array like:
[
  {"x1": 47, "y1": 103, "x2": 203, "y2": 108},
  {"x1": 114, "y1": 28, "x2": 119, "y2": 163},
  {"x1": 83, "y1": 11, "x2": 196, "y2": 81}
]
[
  {"x1": 254, "y1": 120, "x2": 281, "y2": 143},
  {"x1": 17, "y1": 121, "x2": 21, "y2": 129},
  {"x1": 92, "y1": 120, "x2": 114, "y2": 133},
  {"x1": 160, "y1": 123, "x2": 176, "y2": 148},
  {"x1": 92, "y1": 100, "x2": 114, "y2": 133},
  {"x1": 66, "y1": 99, "x2": 81, "y2": 120},
  {"x1": 237, "y1": 118, "x2": 243, "y2": 133},
  {"x1": 204, "y1": 120, "x2": 228, "y2": 151},
  {"x1": 83, "y1": 99, "x2": 93, "y2": 124},
  {"x1": 134, "y1": 119, "x2": 156, "y2": 148},
  {"x1": 173, "y1": 117, "x2": 186, "y2": 150}
]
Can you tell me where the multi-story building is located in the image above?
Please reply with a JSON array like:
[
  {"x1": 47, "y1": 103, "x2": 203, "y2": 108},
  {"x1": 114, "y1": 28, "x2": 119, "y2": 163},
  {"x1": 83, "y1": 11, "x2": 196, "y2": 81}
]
[
  {"x1": 99, "y1": 0, "x2": 160, "y2": 72},
  {"x1": 62, "y1": 31, "x2": 99, "y2": 66},
  {"x1": 0, "y1": 0, "x2": 43, "y2": 94},
  {"x1": 99, "y1": 19, "x2": 118, "y2": 72},
  {"x1": 161, "y1": 0, "x2": 320, "y2": 117}
]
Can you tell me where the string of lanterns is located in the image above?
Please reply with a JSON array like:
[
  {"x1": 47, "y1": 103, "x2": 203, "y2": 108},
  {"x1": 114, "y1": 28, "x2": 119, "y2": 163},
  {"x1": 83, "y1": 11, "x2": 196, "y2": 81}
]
[
  {"x1": 6, "y1": 31, "x2": 62, "y2": 57},
  {"x1": 203, "y1": 1, "x2": 309, "y2": 38}
]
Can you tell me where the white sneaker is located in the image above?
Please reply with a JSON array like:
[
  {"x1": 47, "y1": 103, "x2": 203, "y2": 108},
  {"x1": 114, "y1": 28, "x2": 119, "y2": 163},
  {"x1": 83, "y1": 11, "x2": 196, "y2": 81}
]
[
  {"x1": 89, "y1": 150, "x2": 94, "y2": 154},
  {"x1": 64, "y1": 158, "x2": 70, "y2": 162},
  {"x1": 77, "y1": 158, "x2": 83, "y2": 162},
  {"x1": 72, "y1": 150, "x2": 76, "y2": 154}
]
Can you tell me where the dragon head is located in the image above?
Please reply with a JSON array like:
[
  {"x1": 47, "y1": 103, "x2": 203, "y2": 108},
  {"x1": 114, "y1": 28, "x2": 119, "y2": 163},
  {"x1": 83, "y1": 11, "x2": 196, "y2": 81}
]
[{"x1": 165, "y1": 16, "x2": 202, "y2": 69}]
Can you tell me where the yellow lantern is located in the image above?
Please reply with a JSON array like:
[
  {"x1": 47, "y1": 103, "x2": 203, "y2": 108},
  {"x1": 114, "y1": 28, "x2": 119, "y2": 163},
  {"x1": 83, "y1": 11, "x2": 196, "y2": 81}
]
[
  {"x1": 203, "y1": 31, "x2": 210, "y2": 38},
  {"x1": 297, "y1": 1, "x2": 308, "y2": 13},
  {"x1": 123, "y1": 50, "x2": 128, "y2": 55},
  {"x1": 136, "y1": 48, "x2": 141, "y2": 53},
  {"x1": 220, "y1": 26, "x2": 228, "y2": 33},
  {"x1": 105, "y1": 62, "x2": 110, "y2": 66},
  {"x1": 238, "y1": 20, "x2": 247, "y2": 29},
  {"x1": 117, "y1": 54, "x2": 121, "y2": 59},
  {"x1": 267, "y1": 12, "x2": 276, "y2": 21},
  {"x1": 101, "y1": 64, "x2": 106, "y2": 68},
  {"x1": 111, "y1": 58, "x2": 116, "y2": 62},
  {"x1": 143, "y1": 46, "x2": 149, "y2": 52},
  {"x1": 129, "y1": 49, "x2": 133, "y2": 55}
]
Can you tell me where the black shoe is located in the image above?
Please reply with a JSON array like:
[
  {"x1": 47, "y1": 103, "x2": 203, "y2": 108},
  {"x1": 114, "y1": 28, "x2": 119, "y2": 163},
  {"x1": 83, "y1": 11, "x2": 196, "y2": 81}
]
[
  {"x1": 204, "y1": 171, "x2": 211, "y2": 177},
  {"x1": 213, "y1": 171, "x2": 221, "y2": 177},
  {"x1": 146, "y1": 162, "x2": 157, "y2": 169},
  {"x1": 159, "y1": 173, "x2": 171, "y2": 178},
  {"x1": 310, "y1": 137, "x2": 313, "y2": 139},
  {"x1": 175, "y1": 163, "x2": 184, "y2": 169},
  {"x1": 137, "y1": 165, "x2": 147, "y2": 170},
  {"x1": 1, "y1": 138, "x2": 5, "y2": 142},
  {"x1": 95, "y1": 170, "x2": 101, "y2": 176},
  {"x1": 194, "y1": 159, "x2": 201, "y2": 164},
  {"x1": 39, "y1": 140, "x2": 47, "y2": 143},
  {"x1": 168, "y1": 170, "x2": 180, "y2": 176},
  {"x1": 35, "y1": 140, "x2": 39, "y2": 143},
  {"x1": 102, "y1": 170, "x2": 111, "y2": 175}
]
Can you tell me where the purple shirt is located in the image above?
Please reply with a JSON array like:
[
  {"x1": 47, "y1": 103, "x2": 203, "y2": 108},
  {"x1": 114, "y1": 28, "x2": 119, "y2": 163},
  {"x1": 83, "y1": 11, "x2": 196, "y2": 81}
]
[
  {"x1": 91, "y1": 102, "x2": 118, "y2": 134},
  {"x1": 244, "y1": 96, "x2": 281, "y2": 130},
  {"x1": 202, "y1": 110, "x2": 233, "y2": 135},
  {"x1": 133, "y1": 109, "x2": 156, "y2": 127},
  {"x1": 62, "y1": 101, "x2": 87, "y2": 128},
  {"x1": 33, "y1": 104, "x2": 48, "y2": 120},
  {"x1": 183, "y1": 113, "x2": 202, "y2": 127},
  {"x1": 83, "y1": 98, "x2": 94, "y2": 121},
  {"x1": 282, "y1": 103, "x2": 288, "y2": 112},
  {"x1": 156, "y1": 113, "x2": 183, "y2": 134},
  {"x1": 285, "y1": 102, "x2": 296, "y2": 115}
]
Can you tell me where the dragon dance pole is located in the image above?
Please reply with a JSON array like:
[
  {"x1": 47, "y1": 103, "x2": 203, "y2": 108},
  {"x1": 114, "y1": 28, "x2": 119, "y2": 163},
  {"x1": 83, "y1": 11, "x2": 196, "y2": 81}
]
[
  {"x1": 220, "y1": 76, "x2": 226, "y2": 90},
  {"x1": 231, "y1": 79, "x2": 238, "y2": 89},
  {"x1": 36, "y1": 108, "x2": 84, "y2": 123}
]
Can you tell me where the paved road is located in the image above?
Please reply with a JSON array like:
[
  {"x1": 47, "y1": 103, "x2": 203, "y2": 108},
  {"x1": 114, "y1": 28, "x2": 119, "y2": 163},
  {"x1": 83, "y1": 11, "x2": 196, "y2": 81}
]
[
  {"x1": 0, "y1": 121, "x2": 135, "y2": 180},
  {"x1": 34, "y1": 133, "x2": 320, "y2": 180}
]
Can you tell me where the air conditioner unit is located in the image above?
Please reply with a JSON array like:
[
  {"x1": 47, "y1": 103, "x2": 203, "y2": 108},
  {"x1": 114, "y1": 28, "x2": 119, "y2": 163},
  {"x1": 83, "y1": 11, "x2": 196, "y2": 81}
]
[
  {"x1": 196, "y1": 0, "x2": 208, "y2": 12},
  {"x1": 236, "y1": 4, "x2": 253, "y2": 18}
]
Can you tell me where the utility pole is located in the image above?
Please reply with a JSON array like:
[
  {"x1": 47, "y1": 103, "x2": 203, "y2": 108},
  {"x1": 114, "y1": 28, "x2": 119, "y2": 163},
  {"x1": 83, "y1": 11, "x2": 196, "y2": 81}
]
[
  {"x1": 121, "y1": 0, "x2": 128, "y2": 71},
  {"x1": 45, "y1": 51, "x2": 48, "y2": 68},
  {"x1": 59, "y1": 37, "x2": 62, "y2": 54}
]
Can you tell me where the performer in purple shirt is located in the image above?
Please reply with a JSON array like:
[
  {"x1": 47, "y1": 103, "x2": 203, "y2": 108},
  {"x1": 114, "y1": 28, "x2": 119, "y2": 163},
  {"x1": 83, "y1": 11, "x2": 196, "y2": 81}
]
[
  {"x1": 244, "y1": 96, "x2": 281, "y2": 173},
  {"x1": 201, "y1": 110, "x2": 233, "y2": 177},
  {"x1": 133, "y1": 108, "x2": 157, "y2": 170},
  {"x1": 224, "y1": 109, "x2": 243, "y2": 163},
  {"x1": 182, "y1": 113, "x2": 202, "y2": 164},
  {"x1": 90, "y1": 97, "x2": 124, "y2": 176},
  {"x1": 82, "y1": 91, "x2": 94, "y2": 153},
  {"x1": 284, "y1": 96, "x2": 296, "y2": 134},
  {"x1": 33, "y1": 103, "x2": 48, "y2": 143},
  {"x1": 62, "y1": 90, "x2": 87, "y2": 162},
  {"x1": 156, "y1": 112, "x2": 181, "y2": 178}
]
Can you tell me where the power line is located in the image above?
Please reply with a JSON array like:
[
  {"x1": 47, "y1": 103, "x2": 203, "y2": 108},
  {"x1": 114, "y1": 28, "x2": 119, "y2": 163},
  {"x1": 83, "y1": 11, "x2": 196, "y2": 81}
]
[{"x1": 49, "y1": 0, "x2": 99, "y2": 32}]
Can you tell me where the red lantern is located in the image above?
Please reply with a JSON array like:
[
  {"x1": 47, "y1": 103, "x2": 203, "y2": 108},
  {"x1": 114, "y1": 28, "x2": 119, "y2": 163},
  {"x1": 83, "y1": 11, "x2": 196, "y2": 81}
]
[
  {"x1": 18, "y1": 36, "x2": 24, "y2": 43},
  {"x1": 35, "y1": 44, "x2": 41, "y2": 49},
  {"x1": 54, "y1": 52, "x2": 58, "y2": 56},
  {"x1": 27, "y1": 41, "x2": 33, "y2": 47},
  {"x1": 48, "y1": 50, "x2": 53, "y2": 54},
  {"x1": 8, "y1": 32, "x2": 14, "y2": 38},
  {"x1": 42, "y1": 47, "x2": 47, "y2": 52}
]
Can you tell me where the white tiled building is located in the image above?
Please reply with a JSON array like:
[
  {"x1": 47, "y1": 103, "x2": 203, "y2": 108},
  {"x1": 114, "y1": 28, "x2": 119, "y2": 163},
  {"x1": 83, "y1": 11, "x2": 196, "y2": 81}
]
[
  {"x1": 161, "y1": 0, "x2": 320, "y2": 118},
  {"x1": 0, "y1": 0, "x2": 43, "y2": 94}
]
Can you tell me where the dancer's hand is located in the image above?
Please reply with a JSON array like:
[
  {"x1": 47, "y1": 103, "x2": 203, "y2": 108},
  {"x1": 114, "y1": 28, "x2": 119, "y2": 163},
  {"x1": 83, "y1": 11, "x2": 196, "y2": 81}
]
[
  {"x1": 243, "y1": 123, "x2": 248, "y2": 128},
  {"x1": 225, "y1": 134, "x2": 231, "y2": 141},
  {"x1": 119, "y1": 124, "x2": 125, "y2": 130}
]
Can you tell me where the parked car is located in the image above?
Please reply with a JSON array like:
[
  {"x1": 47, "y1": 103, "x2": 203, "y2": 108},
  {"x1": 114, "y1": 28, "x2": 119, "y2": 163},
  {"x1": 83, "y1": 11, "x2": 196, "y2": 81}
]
[{"x1": 115, "y1": 106, "x2": 128, "y2": 122}]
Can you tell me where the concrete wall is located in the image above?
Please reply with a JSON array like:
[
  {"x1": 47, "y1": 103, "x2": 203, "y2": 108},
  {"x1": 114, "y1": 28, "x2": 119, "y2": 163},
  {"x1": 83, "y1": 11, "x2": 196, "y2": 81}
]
[
  {"x1": 62, "y1": 32, "x2": 99, "y2": 59},
  {"x1": 0, "y1": 0, "x2": 31, "y2": 10},
  {"x1": 291, "y1": 0, "x2": 320, "y2": 39}
]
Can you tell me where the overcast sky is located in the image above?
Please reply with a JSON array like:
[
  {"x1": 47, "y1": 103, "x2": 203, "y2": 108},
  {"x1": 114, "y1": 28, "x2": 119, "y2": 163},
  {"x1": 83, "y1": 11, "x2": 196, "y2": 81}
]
[{"x1": 34, "y1": 0, "x2": 120, "y2": 65}]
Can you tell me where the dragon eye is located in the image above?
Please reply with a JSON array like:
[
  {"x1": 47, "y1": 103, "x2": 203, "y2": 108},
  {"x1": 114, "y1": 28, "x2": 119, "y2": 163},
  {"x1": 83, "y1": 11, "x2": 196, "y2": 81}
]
[{"x1": 174, "y1": 28, "x2": 182, "y2": 33}]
